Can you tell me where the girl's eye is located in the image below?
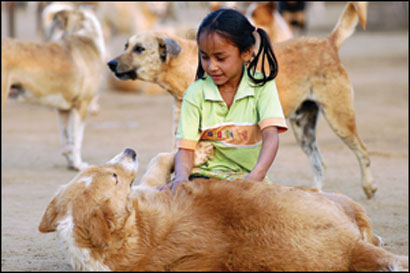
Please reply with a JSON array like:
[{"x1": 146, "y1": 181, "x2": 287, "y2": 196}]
[
  {"x1": 113, "y1": 173, "x2": 119, "y2": 185},
  {"x1": 217, "y1": 57, "x2": 225, "y2": 61},
  {"x1": 134, "y1": 45, "x2": 145, "y2": 53}
]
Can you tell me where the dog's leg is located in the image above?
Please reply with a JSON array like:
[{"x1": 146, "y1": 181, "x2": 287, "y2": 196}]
[
  {"x1": 58, "y1": 109, "x2": 88, "y2": 171},
  {"x1": 88, "y1": 94, "x2": 100, "y2": 115},
  {"x1": 57, "y1": 109, "x2": 72, "y2": 165},
  {"x1": 349, "y1": 240, "x2": 408, "y2": 271},
  {"x1": 70, "y1": 109, "x2": 88, "y2": 171},
  {"x1": 1, "y1": 73, "x2": 11, "y2": 111},
  {"x1": 289, "y1": 100, "x2": 325, "y2": 189},
  {"x1": 139, "y1": 152, "x2": 176, "y2": 187},
  {"x1": 320, "y1": 85, "x2": 377, "y2": 199}
]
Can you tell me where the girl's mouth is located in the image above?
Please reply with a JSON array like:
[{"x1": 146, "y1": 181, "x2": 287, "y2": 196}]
[{"x1": 210, "y1": 74, "x2": 223, "y2": 81}]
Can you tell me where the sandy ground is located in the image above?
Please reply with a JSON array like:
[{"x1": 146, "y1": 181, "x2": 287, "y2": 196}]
[{"x1": 1, "y1": 3, "x2": 408, "y2": 271}]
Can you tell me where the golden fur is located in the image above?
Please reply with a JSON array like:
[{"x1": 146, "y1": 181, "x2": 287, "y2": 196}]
[
  {"x1": 39, "y1": 149, "x2": 407, "y2": 271},
  {"x1": 246, "y1": 2, "x2": 294, "y2": 43},
  {"x1": 107, "y1": 2, "x2": 377, "y2": 199},
  {"x1": 2, "y1": 8, "x2": 105, "y2": 171}
]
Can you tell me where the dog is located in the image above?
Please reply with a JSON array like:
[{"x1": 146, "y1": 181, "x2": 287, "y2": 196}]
[
  {"x1": 38, "y1": 148, "x2": 407, "y2": 271},
  {"x1": 278, "y1": 1, "x2": 307, "y2": 35},
  {"x1": 107, "y1": 2, "x2": 378, "y2": 199},
  {"x1": 246, "y1": 1, "x2": 294, "y2": 43},
  {"x1": 2, "y1": 8, "x2": 106, "y2": 171}
]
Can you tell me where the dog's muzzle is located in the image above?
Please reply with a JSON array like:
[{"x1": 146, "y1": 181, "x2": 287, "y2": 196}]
[
  {"x1": 107, "y1": 60, "x2": 138, "y2": 80},
  {"x1": 124, "y1": 148, "x2": 137, "y2": 161}
]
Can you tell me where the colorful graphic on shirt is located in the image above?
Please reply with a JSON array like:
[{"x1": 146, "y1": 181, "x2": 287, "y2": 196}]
[{"x1": 200, "y1": 123, "x2": 262, "y2": 147}]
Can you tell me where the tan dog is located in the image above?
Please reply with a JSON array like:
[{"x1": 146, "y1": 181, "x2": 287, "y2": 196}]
[
  {"x1": 246, "y1": 1, "x2": 294, "y2": 43},
  {"x1": 2, "y1": 8, "x2": 106, "y2": 171},
  {"x1": 38, "y1": 148, "x2": 407, "y2": 271},
  {"x1": 107, "y1": 2, "x2": 378, "y2": 199}
]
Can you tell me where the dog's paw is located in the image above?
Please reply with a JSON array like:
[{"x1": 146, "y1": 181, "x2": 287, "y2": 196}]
[
  {"x1": 363, "y1": 183, "x2": 378, "y2": 199},
  {"x1": 193, "y1": 141, "x2": 214, "y2": 166}
]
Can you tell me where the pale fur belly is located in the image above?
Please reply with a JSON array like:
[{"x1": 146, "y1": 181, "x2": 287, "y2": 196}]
[{"x1": 19, "y1": 90, "x2": 72, "y2": 110}]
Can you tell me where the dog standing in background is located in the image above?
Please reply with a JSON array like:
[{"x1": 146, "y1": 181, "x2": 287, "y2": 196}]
[{"x1": 2, "y1": 8, "x2": 106, "y2": 171}]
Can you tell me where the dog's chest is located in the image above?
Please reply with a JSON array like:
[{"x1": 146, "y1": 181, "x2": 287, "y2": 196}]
[{"x1": 57, "y1": 213, "x2": 111, "y2": 271}]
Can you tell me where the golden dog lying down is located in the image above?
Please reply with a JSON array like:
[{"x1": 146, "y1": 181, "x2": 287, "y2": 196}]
[{"x1": 39, "y1": 149, "x2": 407, "y2": 271}]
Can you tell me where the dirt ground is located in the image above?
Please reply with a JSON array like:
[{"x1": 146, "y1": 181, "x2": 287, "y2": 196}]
[{"x1": 1, "y1": 3, "x2": 408, "y2": 271}]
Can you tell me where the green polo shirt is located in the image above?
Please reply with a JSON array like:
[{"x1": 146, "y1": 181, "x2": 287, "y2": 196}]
[{"x1": 176, "y1": 69, "x2": 287, "y2": 180}]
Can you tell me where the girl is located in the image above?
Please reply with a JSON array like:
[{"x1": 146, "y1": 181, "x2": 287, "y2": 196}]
[{"x1": 161, "y1": 8, "x2": 288, "y2": 191}]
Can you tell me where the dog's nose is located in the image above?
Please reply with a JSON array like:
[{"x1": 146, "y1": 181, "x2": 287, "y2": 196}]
[
  {"x1": 107, "y1": 60, "x2": 118, "y2": 72},
  {"x1": 124, "y1": 148, "x2": 137, "y2": 161}
]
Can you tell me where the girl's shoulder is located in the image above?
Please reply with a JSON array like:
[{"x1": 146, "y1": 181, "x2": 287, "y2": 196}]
[{"x1": 246, "y1": 70, "x2": 277, "y2": 92}]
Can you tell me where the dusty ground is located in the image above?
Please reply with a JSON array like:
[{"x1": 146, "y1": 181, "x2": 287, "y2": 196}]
[{"x1": 1, "y1": 3, "x2": 408, "y2": 271}]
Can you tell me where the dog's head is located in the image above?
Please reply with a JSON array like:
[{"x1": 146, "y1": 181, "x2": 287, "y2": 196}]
[
  {"x1": 45, "y1": 7, "x2": 106, "y2": 58},
  {"x1": 246, "y1": 2, "x2": 278, "y2": 27},
  {"x1": 107, "y1": 32, "x2": 182, "y2": 82},
  {"x1": 38, "y1": 148, "x2": 138, "y2": 243}
]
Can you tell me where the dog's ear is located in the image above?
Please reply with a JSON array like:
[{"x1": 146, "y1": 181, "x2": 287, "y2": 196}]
[
  {"x1": 157, "y1": 37, "x2": 182, "y2": 62},
  {"x1": 38, "y1": 196, "x2": 59, "y2": 233},
  {"x1": 52, "y1": 9, "x2": 70, "y2": 29},
  {"x1": 83, "y1": 202, "x2": 115, "y2": 249}
]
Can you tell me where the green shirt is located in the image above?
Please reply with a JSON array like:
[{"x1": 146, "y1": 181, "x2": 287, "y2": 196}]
[{"x1": 176, "y1": 69, "x2": 288, "y2": 180}]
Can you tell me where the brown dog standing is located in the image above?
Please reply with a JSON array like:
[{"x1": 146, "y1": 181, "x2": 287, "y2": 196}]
[{"x1": 108, "y1": 2, "x2": 377, "y2": 198}]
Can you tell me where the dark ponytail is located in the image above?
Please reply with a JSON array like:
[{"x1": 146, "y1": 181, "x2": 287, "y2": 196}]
[
  {"x1": 247, "y1": 27, "x2": 278, "y2": 86},
  {"x1": 195, "y1": 9, "x2": 278, "y2": 87}
]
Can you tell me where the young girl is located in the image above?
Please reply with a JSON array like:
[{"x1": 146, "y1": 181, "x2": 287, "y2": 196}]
[{"x1": 161, "y1": 8, "x2": 288, "y2": 191}]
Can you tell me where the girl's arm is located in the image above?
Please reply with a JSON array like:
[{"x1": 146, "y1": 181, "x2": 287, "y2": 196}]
[
  {"x1": 246, "y1": 126, "x2": 279, "y2": 181},
  {"x1": 158, "y1": 148, "x2": 194, "y2": 191}
]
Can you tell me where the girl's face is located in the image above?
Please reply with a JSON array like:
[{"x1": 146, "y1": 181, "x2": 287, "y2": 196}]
[{"x1": 199, "y1": 32, "x2": 252, "y2": 90}]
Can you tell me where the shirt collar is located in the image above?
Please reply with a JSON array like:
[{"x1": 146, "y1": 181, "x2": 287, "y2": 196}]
[{"x1": 203, "y1": 66, "x2": 256, "y2": 101}]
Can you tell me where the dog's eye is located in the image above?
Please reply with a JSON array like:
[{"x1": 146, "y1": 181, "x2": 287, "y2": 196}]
[
  {"x1": 134, "y1": 45, "x2": 145, "y2": 54},
  {"x1": 124, "y1": 43, "x2": 129, "y2": 50},
  {"x1": 113, "y1": 173, "x2": 119, "y2": 185}
]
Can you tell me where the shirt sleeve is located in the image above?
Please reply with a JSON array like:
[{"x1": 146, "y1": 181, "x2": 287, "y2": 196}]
[
  {"x1": 175, "y1": 85, "x2": 202, "y2": 150},
  {"x1": 256, "y1": 79, "x2": 288, "y2": 134}
]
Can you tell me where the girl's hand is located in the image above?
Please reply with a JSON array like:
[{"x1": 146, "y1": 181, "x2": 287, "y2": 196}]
[
  {"x1": 245, "y1": 169, "x2": 265, "y2": 182},
  {"x1": 157, "y1": 148, "x2": 194, "y2": 191}
]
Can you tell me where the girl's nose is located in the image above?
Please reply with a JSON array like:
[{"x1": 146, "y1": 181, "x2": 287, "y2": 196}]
[{"x1": 207, "y1": 60, "x2": 218, "y2": 72}]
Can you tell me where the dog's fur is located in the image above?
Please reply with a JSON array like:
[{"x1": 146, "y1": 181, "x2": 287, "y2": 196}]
[
  {"x1": 246, "y1": 2, "x2": 294, "y2": 43},
  {"x1": 2, "y1": 8, "x2": 106, "y2": 171},
  {"x1": 108, "y1": 2, "x2": 378, "y2": 199},
  {"x1": 39, "y1": 149, "x2": 407, "y2": 271}
]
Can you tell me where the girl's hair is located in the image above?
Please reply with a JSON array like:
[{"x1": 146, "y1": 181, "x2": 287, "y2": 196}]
[{"x1": 195, "y1": 9, "x2": 278, "y2": 86}]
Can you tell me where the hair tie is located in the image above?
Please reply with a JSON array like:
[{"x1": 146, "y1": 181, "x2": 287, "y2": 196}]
[{"x1": 252, "y1": 27, "x2": 261, "y2": 56}]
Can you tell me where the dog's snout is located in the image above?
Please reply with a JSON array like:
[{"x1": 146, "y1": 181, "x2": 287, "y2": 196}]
[
  {"x1": 107, "y1": 60, "x2": 118, "y2": 72},
  {"x1": 124, "y1": 148, "x2": 137, "y2": 161}
]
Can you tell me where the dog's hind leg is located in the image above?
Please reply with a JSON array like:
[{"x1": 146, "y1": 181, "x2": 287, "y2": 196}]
[
  {"x1": 349, "y1": 240, "x2": 408, "y2": 271},
  {"x1": 319, "y1": 81, "x2": 377, "y2": 199},
  {"x1": 289, "y1": 100, "x2": 325, "y2": 189},
  {"x1": 58, "y1": 109, "x2": 88, "y2": 171}
]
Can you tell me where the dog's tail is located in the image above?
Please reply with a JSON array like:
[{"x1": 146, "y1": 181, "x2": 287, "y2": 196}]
[
  {"x1": 328, "y1": 2, "x2": 368, "y2": 50},
  {"x1": 349, "y1": 240, "x2": 408, "y2": 271}
]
